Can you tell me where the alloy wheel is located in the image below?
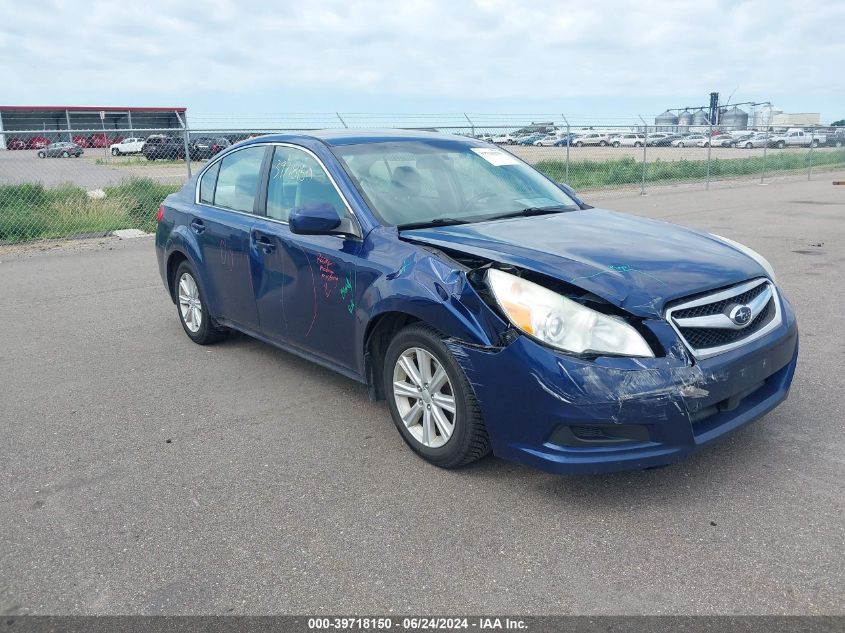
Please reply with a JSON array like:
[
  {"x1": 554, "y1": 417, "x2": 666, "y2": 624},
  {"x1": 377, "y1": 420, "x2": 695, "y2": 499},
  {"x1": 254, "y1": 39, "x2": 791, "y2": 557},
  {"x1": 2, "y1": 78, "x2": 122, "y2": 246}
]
[
  {"x1": 392, "y1": 347, "x2": 456, "y2": 448},
  {"x1": 178, "y1": 272, "x2": 202, "y2": 333}
]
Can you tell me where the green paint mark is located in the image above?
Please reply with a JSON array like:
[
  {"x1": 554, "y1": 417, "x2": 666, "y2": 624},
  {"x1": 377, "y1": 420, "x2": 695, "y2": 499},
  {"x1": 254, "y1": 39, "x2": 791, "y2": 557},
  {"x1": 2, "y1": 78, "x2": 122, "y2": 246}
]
[
  {"x1": 570, "y1": 264, "x2": 666, "y2": 285},
  {"x1": 340, "y1": 276, "x2": 352, "y2": 299}
]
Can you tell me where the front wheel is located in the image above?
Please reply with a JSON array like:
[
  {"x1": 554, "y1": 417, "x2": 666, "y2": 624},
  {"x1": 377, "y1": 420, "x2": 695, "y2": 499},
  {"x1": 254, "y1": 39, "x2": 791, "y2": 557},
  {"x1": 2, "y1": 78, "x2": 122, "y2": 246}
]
[
  {"x1": 384, "y1": 324, "x2": 490, "y2": 469},
  {"x1": 634, "y1": 142, "x2": 642, "y2": 147},
  {"x1": 173, "y1": 262, "x2": 228, "y2": 345},
  {"x1": 777, "y1": 141, "x2": 786, "y2": 149},
  {"x1": 37, "y1": 151, "x2": 46, "y2": 158},
  {"x1": 745, "y1": 142, "x2": 753, "y2": 149},
  {"x1": 613, "y1": 141, "x2": 620, "y2": 147},
  {"x1": 575, "y1": 141, "x2": 583, "y2": 147},
  {"x1": 677, "y1": 142, "x2": 685, "y2": 148},
  {"x1": 62, "y1": 151, "x2": 69, "y2": 158},
  {"x1": 811, "y1": 140, "x2": 819, "y2": 148},
  {"x1": 836, "y1": 140, "x2": 843, "y2": 147},
  {"x1": 599, "y1": 140, "x2": 607, "y2": 146}
]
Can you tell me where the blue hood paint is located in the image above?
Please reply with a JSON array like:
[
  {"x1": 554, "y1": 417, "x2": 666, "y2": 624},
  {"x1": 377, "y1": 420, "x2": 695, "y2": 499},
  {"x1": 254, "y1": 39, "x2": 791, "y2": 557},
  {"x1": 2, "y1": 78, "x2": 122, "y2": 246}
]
[{"x1": 401, "y1": 209, "x2": 765, "y2": 317}]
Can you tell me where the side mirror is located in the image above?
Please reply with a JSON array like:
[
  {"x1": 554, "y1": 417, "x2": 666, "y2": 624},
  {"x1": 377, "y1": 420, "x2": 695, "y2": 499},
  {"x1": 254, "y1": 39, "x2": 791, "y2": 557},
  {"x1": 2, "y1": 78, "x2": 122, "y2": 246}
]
[{"x1": 288, "y1": 203, "x2": 360, "y2": 239}]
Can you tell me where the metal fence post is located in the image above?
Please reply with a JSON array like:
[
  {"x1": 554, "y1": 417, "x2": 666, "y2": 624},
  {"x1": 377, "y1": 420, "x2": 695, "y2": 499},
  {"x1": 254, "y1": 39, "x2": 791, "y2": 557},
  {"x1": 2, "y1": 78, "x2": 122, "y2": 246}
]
[
  {"x1": 464, "y1": 113, "x2": 475, "y2": 138},
  {"x1": 638, "y1": 116, "x2": 647, "y2": 195},
  {"x1": 706, "y1": 116, "x2": 713, "y2": 190},
  {"x1": 562, "y1": 115, "x2": 570, "y2": 183},
  {"x1": 336, "y1": 113, "x2": 348, "y2": 128},
  {"x1": 760, "y1": 100, "x2": 771, "y2": 185},
  {"x1": 175, "y1": 111, "x2": 192, "y2": 178},
  {"x1": 808, "y1": 128, "x2": 815, "y2": 181}
]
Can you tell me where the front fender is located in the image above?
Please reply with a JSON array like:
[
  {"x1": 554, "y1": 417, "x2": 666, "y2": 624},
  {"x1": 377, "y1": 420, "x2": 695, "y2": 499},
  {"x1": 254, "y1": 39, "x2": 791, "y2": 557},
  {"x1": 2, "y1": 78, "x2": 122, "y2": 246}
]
[{"x1": 362, "y1": 249, "x2": 506, "y2": 347}]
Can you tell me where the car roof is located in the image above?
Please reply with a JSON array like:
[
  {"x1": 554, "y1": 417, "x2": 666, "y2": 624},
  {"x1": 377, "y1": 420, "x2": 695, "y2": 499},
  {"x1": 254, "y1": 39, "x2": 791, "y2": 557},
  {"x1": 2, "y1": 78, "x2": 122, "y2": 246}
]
[{"x1": 242, "y1": 129, "x2": 477, "y2": 147}]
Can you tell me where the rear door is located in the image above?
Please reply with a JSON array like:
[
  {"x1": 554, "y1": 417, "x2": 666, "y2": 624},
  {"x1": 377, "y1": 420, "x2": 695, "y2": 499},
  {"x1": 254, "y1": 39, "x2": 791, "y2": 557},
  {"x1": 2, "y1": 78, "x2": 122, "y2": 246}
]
[{"x1": 191, "y1": 144, "x2": 269, "y2": 330}]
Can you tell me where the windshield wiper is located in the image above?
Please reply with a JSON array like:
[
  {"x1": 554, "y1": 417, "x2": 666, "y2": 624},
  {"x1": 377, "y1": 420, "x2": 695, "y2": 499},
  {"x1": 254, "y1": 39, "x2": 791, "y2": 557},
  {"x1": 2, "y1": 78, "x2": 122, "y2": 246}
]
[
  {"x1": 482, "y1": 205, "x2": 571, "y2": 221},
  {"x1": 397, "y1": 217, "x2": 470, "y2": 230}
]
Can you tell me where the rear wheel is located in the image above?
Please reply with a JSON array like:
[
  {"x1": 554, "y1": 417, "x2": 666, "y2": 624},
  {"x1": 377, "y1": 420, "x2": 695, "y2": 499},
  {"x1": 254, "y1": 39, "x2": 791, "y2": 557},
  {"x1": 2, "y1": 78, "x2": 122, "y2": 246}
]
[
  {"x1": 677, "y1": 142, "x2": 685, "y2": 148},
  {"x1": 384, "y1": 324, "x2": 490, "y2": 469},
  {"x1": 634, "y1": 142, "x2": 642, "y2": 147},
  {"x1": 111, "y1": 148, "x2": 120, "y2": 156},
  {"x1": 777, "y1": 141, "x2": 786, "y2": 149},
  {"x1": 613, "y1": 141, "x2": 620, "y2": 148},
  {"x1": 62, "y1": 151, "x2": 69, "y2": 158},
  {"x1": 37, "y1": 151, "x2": 46, "y2": 158},
  {"x1": 599, "y1": 140, "x2": 608, "y2": 146},
  {"x1": 745, "y1": 142, "x2": 753, "y2": 149},
  {"x1": 575, "y1": 141, "x2": 583, "y2": 147},
  {"x1": 811, "y1": 139, "x2": 819, "y2": 148},
  {"x1": 173, "y1": 262, "x2": 228, "y2": 345}
]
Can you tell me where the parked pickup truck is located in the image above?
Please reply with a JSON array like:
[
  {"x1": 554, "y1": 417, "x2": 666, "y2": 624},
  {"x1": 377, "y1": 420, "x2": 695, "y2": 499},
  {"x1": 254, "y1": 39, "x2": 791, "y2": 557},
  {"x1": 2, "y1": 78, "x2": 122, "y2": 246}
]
[{"x1": 769, "y1": 128, "x2": 825, "y2": 149}]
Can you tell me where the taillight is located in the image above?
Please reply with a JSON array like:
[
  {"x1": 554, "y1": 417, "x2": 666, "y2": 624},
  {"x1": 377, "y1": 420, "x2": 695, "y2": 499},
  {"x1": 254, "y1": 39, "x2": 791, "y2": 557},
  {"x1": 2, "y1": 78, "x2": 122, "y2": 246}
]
[{"x1": 156, "y1": 205, "x2": 165, "y2": 223}]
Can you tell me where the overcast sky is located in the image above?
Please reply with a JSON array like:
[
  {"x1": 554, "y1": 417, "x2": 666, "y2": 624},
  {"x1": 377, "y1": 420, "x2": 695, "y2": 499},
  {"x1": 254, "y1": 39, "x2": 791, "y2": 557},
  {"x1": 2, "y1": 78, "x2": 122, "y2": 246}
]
[{"x1": 1, "y1": 0, "x2": 843, "y2": 123}]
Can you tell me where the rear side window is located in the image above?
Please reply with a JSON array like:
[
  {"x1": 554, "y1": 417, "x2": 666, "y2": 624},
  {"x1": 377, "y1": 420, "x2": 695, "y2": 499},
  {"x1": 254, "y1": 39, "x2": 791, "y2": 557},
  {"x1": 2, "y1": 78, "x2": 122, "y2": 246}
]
[
  {"x1": 212, "y1": 146, "x2": 267, "y2": 213},
  {"x1": 199, "y1": 161, "x2": 220, "y2": 204}
]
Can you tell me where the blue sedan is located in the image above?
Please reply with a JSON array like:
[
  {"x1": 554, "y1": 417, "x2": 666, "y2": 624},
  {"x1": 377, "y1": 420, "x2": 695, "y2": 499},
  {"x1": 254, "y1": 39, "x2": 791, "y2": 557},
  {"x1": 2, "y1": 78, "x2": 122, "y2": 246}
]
[{"x1": 155, "y1": 130, "x2": 798, "y2": 474}]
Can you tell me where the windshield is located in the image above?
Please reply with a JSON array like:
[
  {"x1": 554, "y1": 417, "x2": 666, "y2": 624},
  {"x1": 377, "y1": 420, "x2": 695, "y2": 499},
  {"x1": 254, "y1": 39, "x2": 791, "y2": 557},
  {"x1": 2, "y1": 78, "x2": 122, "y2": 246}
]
[{"x1": 332, "y1": 139, "x2": 579, "y2": 227}]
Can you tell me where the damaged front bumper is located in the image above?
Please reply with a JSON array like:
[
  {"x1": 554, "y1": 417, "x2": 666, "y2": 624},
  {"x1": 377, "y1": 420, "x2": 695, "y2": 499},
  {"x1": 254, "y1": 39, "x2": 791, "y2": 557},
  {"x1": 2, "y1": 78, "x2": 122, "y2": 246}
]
[{"x1": 447, "y1": 296, "x2": 799, "y2": 475}]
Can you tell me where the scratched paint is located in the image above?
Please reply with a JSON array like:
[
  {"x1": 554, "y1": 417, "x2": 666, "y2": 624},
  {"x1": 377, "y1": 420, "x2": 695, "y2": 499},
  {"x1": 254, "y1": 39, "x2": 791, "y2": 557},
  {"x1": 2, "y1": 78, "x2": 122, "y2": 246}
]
[{"x1": 218, "y1": 239, "x2": 234, "y2": 271}]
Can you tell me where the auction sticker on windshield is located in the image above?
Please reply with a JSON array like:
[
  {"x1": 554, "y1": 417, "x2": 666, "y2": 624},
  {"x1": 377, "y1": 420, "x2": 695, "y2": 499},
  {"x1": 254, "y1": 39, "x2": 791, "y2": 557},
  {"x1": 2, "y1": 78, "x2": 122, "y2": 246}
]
[{"x1": 470, "y1": 147, "x2": 520, "y2": 166}]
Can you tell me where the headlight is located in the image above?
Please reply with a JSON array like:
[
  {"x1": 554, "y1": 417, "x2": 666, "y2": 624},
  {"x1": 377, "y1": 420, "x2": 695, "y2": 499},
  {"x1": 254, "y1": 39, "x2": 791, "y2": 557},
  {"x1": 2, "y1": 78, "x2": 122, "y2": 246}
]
[
  {"x1": 486, "y1": 268, "x2": 654, "y2": 357},
  {"x1": 710, "y1": 234, "x2": 777, "y2": 283}
]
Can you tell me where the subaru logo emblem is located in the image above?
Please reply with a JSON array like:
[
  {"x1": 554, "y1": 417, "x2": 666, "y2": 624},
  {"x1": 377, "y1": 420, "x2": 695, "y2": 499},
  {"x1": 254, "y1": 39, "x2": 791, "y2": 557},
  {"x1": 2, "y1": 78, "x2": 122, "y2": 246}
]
[{"x1": 730, "y1": 304, "x2": 753, "y2": 326}]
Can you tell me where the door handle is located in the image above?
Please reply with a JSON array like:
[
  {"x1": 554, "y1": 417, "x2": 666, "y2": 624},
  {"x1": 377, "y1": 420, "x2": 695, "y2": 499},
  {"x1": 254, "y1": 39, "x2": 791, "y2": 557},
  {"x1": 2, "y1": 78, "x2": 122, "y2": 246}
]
[
  {"x1": 253, "y1": 232, "x2": 275, "y2": 253},
  {"x1": 190, "y1": 219, "x2": 205, "y2": 234}
]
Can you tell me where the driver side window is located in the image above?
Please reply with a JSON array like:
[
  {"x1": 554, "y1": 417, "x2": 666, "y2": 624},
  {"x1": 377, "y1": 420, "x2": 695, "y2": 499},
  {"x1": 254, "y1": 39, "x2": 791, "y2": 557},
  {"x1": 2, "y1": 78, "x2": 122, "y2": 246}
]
[{"x1": 266, "y1": 146, "x2": 348, "y2": 222}]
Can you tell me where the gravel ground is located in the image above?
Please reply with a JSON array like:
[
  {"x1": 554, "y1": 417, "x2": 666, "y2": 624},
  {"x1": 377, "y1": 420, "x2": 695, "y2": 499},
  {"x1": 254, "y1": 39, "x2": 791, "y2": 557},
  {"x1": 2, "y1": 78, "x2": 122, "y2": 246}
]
[{"x1": 0, "y1": 174, "x2": 843, "y2": 615}]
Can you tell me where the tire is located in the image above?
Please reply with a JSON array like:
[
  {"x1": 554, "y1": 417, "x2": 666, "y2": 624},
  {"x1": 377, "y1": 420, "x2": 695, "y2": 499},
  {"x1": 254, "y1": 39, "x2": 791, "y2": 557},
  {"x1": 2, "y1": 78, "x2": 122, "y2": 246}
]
[
  {"x1": 634, "y1": 142, "x2": 642, "y2": 147},
  {"x1": 836, "y1": 140, "x2": 843, "y2": 148},
  {"x1": 745, "y1": 142, "x2": 753, "y2": 149},
  {"x1": 173, "y1": 262, "x2": 228, "y2": 345},
  {"x1": 613, "y1": 141, "x2": 620, "y2": 148},
  {"x1": 37, "y1": 151, "x2": 46, "y2": 158},
  {"x1": 811, "y1": 140, "x2": 819, "y2": 148},
  {"x1": 384, "y1": 324, "x2": 490, "y2": 469},
  {"x1": 147, "y1": 155, "x2": 156, "y2": 161},
  {"x1": 677, "y1": 142, "x2": 685, "y2": 148},
  {"x1": 599, "y1": 140, "x2": 607, "y2": 146},
  {"x1": 777, "y1": 141, "x2": 786, "y2": 149},
  {"x1": 111, "y1": 148, "x2": 120, "y2": 156},
  {"x1": 62, "y1": 151, "x2": 69, "y2": 158},
  {"x1": 575, "y1": 141, "x2": 583, "y2": 147}
]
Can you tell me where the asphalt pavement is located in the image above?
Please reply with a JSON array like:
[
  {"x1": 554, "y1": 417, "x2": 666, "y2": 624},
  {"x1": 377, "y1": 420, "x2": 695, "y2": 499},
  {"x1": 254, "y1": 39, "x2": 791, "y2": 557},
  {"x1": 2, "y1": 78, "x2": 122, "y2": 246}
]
[{"x1": 0, "y1": 173, "x2": 843, "y2": 615}]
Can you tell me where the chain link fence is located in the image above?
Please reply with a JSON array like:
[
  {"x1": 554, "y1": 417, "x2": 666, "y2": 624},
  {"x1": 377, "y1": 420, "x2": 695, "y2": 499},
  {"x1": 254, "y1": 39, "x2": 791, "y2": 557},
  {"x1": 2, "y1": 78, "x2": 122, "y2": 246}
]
[{"x1": 2, "y1": 114, "x2": 844, "y2": 245}]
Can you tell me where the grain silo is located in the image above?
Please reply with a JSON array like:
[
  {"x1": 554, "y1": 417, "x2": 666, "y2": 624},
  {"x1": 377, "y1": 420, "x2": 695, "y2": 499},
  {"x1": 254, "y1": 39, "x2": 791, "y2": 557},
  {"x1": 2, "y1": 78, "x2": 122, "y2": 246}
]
[{"x1": 655, "y1": 110, "x2": 679, "y2": 131}]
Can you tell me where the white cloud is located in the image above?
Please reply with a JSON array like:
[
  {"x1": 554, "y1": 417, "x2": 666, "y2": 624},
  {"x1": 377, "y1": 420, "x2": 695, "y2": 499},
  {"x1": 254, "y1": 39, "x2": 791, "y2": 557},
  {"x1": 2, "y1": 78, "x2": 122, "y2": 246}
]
[{"x1": 0, "y1": 0, "x2": 842, "y2": 119}]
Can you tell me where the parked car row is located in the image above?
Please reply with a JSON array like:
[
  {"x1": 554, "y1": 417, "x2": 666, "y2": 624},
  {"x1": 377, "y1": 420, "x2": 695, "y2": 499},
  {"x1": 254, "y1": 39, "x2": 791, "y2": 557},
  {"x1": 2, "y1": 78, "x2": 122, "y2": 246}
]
[
  {"x1": 140, "y1": 135, "x2": 232, "y2": 161},
  {"x1": 6, "y1": 133, "x2": 234, "y2": 160},
  {"x1": 479, "y1": 127, "x2": 845, "y2": 150}
]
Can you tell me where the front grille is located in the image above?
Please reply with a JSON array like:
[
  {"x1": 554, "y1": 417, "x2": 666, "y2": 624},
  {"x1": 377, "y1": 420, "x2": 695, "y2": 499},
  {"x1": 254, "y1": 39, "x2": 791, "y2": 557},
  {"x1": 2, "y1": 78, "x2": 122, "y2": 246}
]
[
  {"x1": 680, "y1": 299, "x2": 774, "y2": 348},
  {"x1": 666, "y1": 278, "x2": 781, "y2": 359},
  {"x1": 673, "y1": 282, "x2": 768, "y2": 320}
]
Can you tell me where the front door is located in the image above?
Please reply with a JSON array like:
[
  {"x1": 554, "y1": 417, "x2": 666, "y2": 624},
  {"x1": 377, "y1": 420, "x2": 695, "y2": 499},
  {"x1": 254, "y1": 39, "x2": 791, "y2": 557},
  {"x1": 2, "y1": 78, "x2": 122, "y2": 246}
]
[{"x1": 250, "y1": 145, "x2": 362, "y2": 370}]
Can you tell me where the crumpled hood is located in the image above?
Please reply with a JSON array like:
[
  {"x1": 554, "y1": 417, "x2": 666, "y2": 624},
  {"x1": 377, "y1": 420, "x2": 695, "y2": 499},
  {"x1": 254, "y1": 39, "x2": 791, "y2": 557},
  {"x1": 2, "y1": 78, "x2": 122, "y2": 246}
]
[{"x1": 400, "y1": 209, "x2": 765, "y2": 317}]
